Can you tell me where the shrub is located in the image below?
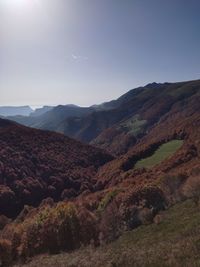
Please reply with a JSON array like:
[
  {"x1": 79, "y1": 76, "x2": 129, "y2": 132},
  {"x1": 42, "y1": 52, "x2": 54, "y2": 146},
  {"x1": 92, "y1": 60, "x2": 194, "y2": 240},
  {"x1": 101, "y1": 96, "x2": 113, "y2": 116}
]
[
  {"x1": 52, "y1": 202, "x2": 80, "y2": 251},
  {"x1": 190, "y1": 167, "x2": 200, "y2": 176},
  {"x1": 126, "y1": 186, "x2": 166, "y2": 212},
  {"x1": 15, "y1": 202, "x2": 82, "y2": 257},
  {"x1": 61, "y1": 188, "x2": 77, "y2": 200},
  {"x1": 0, "y1": 215, "x2": 11, "y2": 230},
  {"x1": 153, "y1": 213, "x2": 164, "y2": 225},
  {"x1": 99, "y1": 200, "x2": 121, "y2": 243},
  {"x1": 0, "y1": 186, "x2": 17, "y2": 217},
  {"x1": 182, "y1": 175, "x2": 200, "y2": 205},
  {"x1": 138, "y1": 207, "x2": 154, "y2": 225},
  {"x1": 0, "y1": 201, "x2": 103, "y2": 261},
  {"x1": 0, "y1": 239, "x2": 12, "y2": 267},
  {"x1": 159, "y1": 173, "x2": 187, "y2": 204},
  {"x1": 119, "y1": 204, "x2": 141, "y2": 230},
  {"x1": 78, "y1": 208, "x2": 99, "y2": 246},
  {"x1": 18, "y1": 221, "x2": 42, "y2": 258},
  {"x1": 97, "y1": 190, "x2": 120, "y2": 212}
]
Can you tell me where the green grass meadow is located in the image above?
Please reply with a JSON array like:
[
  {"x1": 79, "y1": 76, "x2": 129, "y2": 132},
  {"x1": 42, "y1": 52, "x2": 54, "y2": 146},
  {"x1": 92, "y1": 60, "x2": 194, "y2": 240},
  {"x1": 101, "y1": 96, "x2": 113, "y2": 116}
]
[{"x1": 135, "y1": 140, "x2": 183, "y2": 169}]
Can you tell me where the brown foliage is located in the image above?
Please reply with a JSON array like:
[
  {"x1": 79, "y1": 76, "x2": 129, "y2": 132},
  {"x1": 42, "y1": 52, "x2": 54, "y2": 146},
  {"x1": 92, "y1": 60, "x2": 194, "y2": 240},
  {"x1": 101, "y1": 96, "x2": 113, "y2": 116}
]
[
  {"x1": 138, "y1": 207, "x2": 154, "y2": 225},
  {"x1": 0, "y1": 239, "x2": 12, "y2": 267},
  {"x1": 159, "y1": 173, "x2": 187, "y2": 204},
  {"x1": 0, "y1": 81, "x2": 199, "y2": 265},
  {"x1": 99, "y1": 200, "x2": 121, "y2": 243},
  {"x1": 0, "y1": 119, "x2": 113, "y2": 217},
  {"x1": 182, "y1": 175, "x2": 200, "y2": 205},
  {"x1": 0, "y1": 216, "x2": 11, "y2": 231}
]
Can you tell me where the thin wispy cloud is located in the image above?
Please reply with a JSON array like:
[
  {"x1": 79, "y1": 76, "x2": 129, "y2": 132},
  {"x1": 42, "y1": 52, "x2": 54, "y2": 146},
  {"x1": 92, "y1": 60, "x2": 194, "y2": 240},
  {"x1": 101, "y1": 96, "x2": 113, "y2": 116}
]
[
  {"x1": 1, "y1": 0, "x2": 200, "y2": 107},
  {"x1": 71, "y1": 54, "x2": 88, "y2": 61}
]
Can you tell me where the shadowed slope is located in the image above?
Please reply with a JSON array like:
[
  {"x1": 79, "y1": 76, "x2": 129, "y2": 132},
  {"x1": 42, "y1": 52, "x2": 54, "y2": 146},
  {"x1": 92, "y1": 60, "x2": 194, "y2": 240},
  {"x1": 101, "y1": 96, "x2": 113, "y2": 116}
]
[
  {"x1": 7, "y1": 80, "x2": 200, "y2": 157},
  {"x1": 0, "y1": 119, "x2": 113, "y2": 217}
]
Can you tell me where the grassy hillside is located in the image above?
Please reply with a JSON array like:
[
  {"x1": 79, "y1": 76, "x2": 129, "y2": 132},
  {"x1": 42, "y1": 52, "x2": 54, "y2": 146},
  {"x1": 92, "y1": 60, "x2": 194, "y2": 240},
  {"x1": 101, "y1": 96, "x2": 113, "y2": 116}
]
[
  {"x1": 135, "y1": 140, "x2": 183, "y2": 169},
  {"x1": 14, "y1": 200, "x2": 200, "y2": 267},
  {"x1": 119, "y1": 114, "x2": 147, "y2": 137}
]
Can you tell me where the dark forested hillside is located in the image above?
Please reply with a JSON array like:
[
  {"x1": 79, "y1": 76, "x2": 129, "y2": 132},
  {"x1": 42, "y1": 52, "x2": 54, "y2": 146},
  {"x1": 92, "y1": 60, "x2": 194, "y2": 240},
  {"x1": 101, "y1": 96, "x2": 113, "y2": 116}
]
[{"x1": 0, "y1": 119, "x2": 113, "y2": 218}]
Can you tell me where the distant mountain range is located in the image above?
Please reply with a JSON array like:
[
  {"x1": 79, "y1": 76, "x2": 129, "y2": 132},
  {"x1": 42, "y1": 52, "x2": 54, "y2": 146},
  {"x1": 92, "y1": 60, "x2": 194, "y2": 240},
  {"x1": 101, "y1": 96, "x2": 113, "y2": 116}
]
[
  {"x1": 6, "y1": 79, "x2": 200, "y2": 156},
  {"x1": 0, "y1": 106, "x2": 33, "y2": 116},
  {"x1": 30, "y1": 106, "x2": 54, "y2": 117}
]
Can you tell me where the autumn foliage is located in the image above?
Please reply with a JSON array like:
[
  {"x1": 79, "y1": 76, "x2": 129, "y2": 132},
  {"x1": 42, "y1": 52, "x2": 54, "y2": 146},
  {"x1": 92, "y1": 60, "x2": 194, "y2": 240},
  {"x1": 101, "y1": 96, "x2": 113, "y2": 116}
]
[{"x1": 0, "y1": 119, "x2": 113, "y2": 217}]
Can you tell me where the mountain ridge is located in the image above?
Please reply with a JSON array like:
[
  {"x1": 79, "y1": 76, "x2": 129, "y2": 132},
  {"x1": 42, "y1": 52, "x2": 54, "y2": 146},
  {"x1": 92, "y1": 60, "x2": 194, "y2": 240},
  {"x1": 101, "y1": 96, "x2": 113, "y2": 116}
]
[{"x1": 0, "y1": 106, "x2": 33, "y2": 117}]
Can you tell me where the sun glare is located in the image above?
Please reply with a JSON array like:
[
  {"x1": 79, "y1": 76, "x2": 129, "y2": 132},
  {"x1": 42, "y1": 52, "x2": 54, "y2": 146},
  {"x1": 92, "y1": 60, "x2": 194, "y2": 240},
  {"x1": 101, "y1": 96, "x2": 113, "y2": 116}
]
[
  {"x1": 5, "y1": 0, "x2": 28, "y2": 6},
  {"x1": 2, "y1": 0, "x2": 37, "y2": 11}
]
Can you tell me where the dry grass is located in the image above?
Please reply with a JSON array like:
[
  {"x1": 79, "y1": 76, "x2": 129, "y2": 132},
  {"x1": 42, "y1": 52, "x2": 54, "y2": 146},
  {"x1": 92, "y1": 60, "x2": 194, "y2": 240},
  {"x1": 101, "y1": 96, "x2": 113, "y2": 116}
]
[{"x1": 13, "y1": 199, "x2": 200, "y2": 267}]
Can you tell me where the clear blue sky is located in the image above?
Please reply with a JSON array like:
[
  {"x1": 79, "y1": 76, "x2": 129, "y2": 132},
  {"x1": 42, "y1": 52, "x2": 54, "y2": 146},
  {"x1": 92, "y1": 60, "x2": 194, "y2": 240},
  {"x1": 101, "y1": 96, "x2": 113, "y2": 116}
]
[{"x1": 0, "y1": 0, "x2": 200, "y2": 106}]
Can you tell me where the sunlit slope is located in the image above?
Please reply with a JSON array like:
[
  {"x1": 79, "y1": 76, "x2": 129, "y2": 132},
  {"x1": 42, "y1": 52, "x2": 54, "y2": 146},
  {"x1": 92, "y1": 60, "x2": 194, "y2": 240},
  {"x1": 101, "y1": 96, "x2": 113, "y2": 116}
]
[{"x1": 135, "y1": 140, "x2": 183, "y2": 169}]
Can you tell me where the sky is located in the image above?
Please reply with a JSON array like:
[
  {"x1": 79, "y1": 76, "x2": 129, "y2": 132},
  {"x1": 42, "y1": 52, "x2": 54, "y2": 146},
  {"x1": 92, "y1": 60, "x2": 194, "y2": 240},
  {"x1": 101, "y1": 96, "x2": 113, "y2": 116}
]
[{"x1": 0, "y1": 0, "x2": 200, "y2": 107}]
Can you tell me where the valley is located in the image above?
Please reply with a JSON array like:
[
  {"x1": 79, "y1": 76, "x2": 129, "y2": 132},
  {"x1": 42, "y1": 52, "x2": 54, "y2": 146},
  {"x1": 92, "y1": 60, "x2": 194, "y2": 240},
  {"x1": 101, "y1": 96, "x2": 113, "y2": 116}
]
[
  {"x1": 0, "y1": 79, "x2": 199, "y2": 267},
  {"x1": 1, "y1": 1, "x2": 199, "y2": 265}
]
